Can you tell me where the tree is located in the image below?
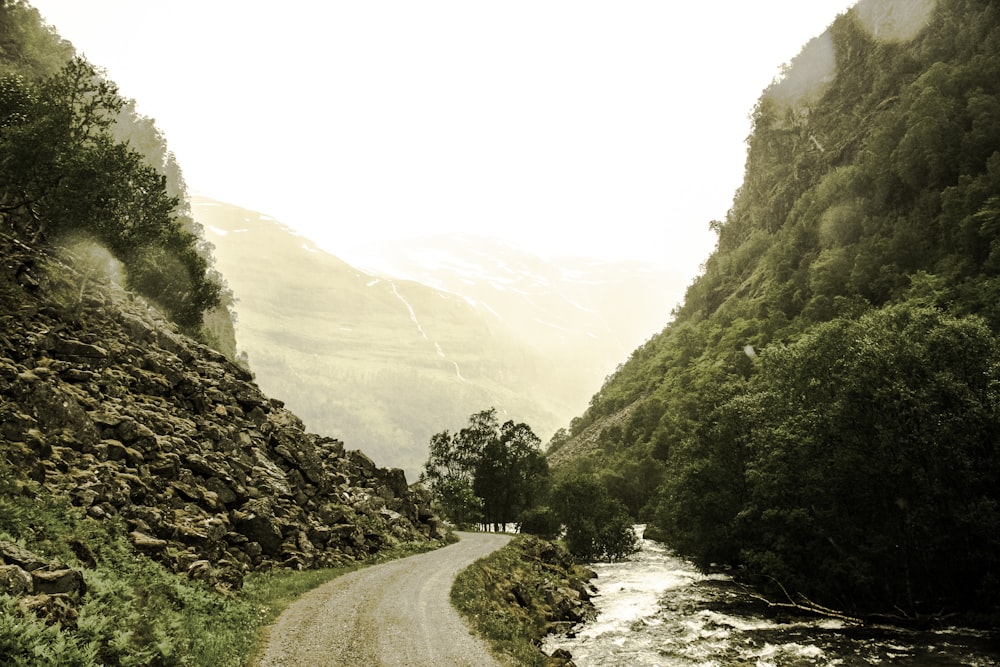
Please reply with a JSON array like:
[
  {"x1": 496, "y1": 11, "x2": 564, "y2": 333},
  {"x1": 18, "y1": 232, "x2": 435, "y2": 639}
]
[
  {"x1": 418, "y1": 430, "x2": 481, "y2": 528},
  {"x1": 735, "y1": 305, "x2": 1000, "y2": 612},
  {"x1": 421, "y1": 408, "x2": 549, "y2": 531},
  {"x1": 0, "y1": 57, "x2": 221, "y2": 331},
  {"x1": 551, "y1": 473, "x2": 637, "y2": 562}
]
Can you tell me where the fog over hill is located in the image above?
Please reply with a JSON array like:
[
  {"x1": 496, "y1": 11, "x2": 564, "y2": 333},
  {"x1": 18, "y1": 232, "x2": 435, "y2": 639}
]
[{"x1": 193, "y1": 197, "x2": 686, "y2": 479}]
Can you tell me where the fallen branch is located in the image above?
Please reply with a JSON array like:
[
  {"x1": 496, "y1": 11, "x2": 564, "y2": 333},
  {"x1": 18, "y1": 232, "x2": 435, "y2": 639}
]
[{"x1": 738, "y1": 576, "x2": 862, "y2": 624}]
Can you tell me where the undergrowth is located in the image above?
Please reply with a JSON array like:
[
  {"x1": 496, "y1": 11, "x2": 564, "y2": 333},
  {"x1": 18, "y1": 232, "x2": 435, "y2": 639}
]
[
  {"x1": 450, "y1": 536, "x2": 551, "y2": 667},
  {"x1": 0, "y1": 464, "x2": 442, "y2": 666}
]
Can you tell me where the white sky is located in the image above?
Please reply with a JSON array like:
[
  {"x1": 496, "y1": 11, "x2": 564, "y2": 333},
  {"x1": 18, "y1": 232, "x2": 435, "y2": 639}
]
[{"x1": 30, "y1": 1, "x2": 855, "y2": 281}]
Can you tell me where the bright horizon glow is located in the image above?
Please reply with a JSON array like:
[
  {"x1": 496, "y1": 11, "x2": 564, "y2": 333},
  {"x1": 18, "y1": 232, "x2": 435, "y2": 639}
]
[{"x1": 29, "y1": 1, "x2": 855, "y2": 282}]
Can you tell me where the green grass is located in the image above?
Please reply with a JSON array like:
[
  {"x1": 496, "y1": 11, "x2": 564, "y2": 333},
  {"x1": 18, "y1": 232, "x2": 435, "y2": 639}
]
[
  {"x1": 450, "y1": 536, "x2": 552, "y2": 667},
  {"x1": 0, "y1": 464, "x2": 447, "y2": 666}
]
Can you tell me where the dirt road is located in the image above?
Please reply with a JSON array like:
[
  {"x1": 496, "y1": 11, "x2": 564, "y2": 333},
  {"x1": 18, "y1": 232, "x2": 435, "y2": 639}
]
[{"x1": 257, "y1": 532, "x2": 513, "y2": 667}]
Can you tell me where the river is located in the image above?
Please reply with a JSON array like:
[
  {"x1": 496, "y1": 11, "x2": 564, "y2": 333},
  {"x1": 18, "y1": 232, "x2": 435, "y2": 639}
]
[{"x1": 543, "y1": 529, "x2": 999, "y2": 666}]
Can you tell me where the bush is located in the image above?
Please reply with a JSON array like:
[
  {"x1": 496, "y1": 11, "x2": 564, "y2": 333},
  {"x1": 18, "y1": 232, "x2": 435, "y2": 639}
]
[
  {"x1": 551, "y1": 473, "x2": 638, "y2": 562},
  {"x1": 517, "y1": 507, "x2": 561, "y2": 540}
]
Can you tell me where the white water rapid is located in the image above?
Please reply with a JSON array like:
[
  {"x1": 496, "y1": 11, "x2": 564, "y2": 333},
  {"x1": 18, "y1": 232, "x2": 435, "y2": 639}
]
[{"x1": 543, "y1": 529, "x2": 999, "y2": 666}]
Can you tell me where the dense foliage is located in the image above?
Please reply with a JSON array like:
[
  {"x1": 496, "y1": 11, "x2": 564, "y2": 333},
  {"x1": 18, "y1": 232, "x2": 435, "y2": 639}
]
[
  {"x1": 421, "y1": 408, "x2": 549, "y2": 531},
  {"x1": 549, "y1": 473, "x2": 638, "y2": 562},
  {"x1": 451, "y1": 536, "x2": 597, "y2": 667},
  {"x1": 422, "y1": 408, "x2": 640, "y2": 561},
  {"x1": 0, "y1": 1, "x2": 227, "y2": 335},
  {"x1": 556, "y1": 0, "x2": 1000, "y2": 617},
  {"x1": 0, "y1": 57, "x2": 220, "y2": 331}
]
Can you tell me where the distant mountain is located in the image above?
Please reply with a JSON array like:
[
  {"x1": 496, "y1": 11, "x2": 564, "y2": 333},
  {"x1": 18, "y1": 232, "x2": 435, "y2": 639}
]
[
  {"x1": 193, "y1": 197, "x2": 686, "y2": 479},
  {"x1": 344, "y1": 234, "x2": 686, "y2": 398}
]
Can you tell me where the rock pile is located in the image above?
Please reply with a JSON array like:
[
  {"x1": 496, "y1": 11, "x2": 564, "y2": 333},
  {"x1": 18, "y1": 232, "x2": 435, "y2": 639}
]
[
  {"x1": 0, "y1": 233, "x2": 447, "y2": 601},
  {"x1": 0, "y1": 540, "x2": 86, "y2": 627},
  {"x1": 499, "y1": 537, "x2": 597, "y2": 637}
]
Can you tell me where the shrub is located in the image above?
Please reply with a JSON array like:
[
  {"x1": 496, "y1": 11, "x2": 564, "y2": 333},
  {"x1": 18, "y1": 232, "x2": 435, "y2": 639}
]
[{"x1": 517, "y1": 506, "x2": 561, "y2": 540}]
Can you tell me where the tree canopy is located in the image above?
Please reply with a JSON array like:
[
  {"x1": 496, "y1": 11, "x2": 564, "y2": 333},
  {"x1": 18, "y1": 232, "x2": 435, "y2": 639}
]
[
  {"x1": 0, "y1": 2, "x2": 229, "y2": 338},
  {"x1": 0, "y1": 56, "x2": 221, "y2": 331},
  {"x1": 421, "y1": 408, "x2": 549, "y2": 531}
]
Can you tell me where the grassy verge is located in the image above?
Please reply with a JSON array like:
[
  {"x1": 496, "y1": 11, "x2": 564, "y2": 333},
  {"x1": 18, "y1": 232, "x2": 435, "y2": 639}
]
[
  {"x1": 451, "y1": 535, "x2": 595, "y2": 667},
  {"x1": 0, "y1": 466, "x2": 448, "y2": 666}
]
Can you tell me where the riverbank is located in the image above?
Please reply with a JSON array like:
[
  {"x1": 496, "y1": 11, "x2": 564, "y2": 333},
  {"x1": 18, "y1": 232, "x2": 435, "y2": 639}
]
[
  {"x1": 543, "y1": 536, "x2": 1000, "y2": 666},
  {"x1": 451, "y1": 535, "x2": 598, "y2": 666}
]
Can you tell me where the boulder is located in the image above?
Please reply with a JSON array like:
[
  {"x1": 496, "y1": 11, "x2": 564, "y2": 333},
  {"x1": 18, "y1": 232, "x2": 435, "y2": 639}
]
[
  {"x1": 18, "y1": 593, "x2": 78, "y2": 627},
  {"x1": 48, "y1": 336, "x2": 108, "y2": 363},
  {"x1": 130, "y1": 531, "x2": 168, "y2": 552},
  {"x1": 0, "y1": 540, "x2": 51, "y2": 572},
  {"x1": 234, "y1": 500, "x2": 284, "y2": 556},
  {"x1": 0, "y1": 564, "x2": 33, "y2": 596},
  {"x1": 31, "y1": 568, "x2": 85, "y2": 596}
]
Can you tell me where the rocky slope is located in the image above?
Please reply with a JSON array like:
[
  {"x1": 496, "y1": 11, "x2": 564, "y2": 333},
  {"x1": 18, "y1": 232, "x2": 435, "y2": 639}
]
[{"x1": 0, "y1": 231, "x2": 446, "y2": 605}]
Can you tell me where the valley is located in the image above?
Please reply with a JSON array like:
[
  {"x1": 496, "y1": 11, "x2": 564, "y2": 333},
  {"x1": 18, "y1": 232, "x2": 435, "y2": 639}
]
[{"x1": 194, "y1": 196, "x2": 686, "y2": 479}]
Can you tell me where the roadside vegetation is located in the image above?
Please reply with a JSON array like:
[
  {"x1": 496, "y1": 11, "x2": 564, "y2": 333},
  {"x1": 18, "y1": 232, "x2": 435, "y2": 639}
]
[
  {"x1": 451, "y1": 535, "x2": 596, "y2": 667},
  {"x1": 0, "y1": 466, "x2": 443, "y2": 666},
  {"x1": 420, "y1": 408, "x2": 637, "y2": 562}
]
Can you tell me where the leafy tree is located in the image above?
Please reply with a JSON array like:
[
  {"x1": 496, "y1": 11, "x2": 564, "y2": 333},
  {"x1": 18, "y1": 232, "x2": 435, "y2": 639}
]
[
  {"x1": 735, "y1": 305, "x2": 1000, "y2": 611},
  {"x1": 420, "y1": 408, "x2": 549, "y2": 531},
  {"x1": 0, "y1": 1, "x2": 73, "y2": 79},
  {"x1": 551, "y1": 473, "x2": 637, "y2": 562},
  {"x1": 0, "y1": 57, "x2": 221, "y2": 331},
  {"x1": 419, "y1": 430, "x2": 482, "y2": 528},
  {"x1": 516, "y1": 506, "x2": 561, "y2": 540}
]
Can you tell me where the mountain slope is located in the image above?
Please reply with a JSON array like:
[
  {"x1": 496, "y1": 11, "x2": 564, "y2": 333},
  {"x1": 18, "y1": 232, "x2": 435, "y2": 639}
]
[
  {"x1": 194, "y1": 199, "x2": 569, "y2": 479},
  {"x1": 194, "y1": 197, "x2": 686, "y2": 479},
  {"x1": 344, "y1": 233, "x2": 685, "y2": 391},
  {"x1": 554, "y1": 0, "x2": 1000, "y2": 618}
]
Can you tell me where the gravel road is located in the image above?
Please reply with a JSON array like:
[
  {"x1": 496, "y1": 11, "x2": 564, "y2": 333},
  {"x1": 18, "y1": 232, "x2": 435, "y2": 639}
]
[{"x1": 257, "y1": 532, "x2": 514, "y2": 667}]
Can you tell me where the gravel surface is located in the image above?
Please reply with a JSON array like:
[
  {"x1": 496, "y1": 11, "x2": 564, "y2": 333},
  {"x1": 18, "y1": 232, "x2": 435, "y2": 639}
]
[{"x1": 257, "y1": 532, "x2": 514, "y2": 667}]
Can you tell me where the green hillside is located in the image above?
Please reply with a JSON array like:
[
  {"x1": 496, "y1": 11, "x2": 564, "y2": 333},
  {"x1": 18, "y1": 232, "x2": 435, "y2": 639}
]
[
  {"x1": 553, "y1": 0, "x2": 1000, "y2": 619},
  {"x1": 0, "y1": 1, "x2": 235, "y2": 351}
]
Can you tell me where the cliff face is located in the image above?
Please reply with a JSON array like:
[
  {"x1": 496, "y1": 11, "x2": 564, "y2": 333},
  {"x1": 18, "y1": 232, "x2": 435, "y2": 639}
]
[{"x1": 0, "y1": 231, "x2": 446, "y2": 594}]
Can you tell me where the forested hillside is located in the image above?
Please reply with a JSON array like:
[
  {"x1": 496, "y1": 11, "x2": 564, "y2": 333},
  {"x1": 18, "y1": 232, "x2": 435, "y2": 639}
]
[
  {"x1": 553, "y1": 0, "x2": 1000, "y2": 619},
  {"x1": 0, "y1": 0, "x2": 236, "y2": 354}
]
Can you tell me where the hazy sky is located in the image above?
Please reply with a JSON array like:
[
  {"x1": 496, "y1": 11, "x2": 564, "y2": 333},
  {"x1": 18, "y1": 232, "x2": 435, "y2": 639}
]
[{"x1": 30, "y1": 1, "x2": 855, "y2": 281}]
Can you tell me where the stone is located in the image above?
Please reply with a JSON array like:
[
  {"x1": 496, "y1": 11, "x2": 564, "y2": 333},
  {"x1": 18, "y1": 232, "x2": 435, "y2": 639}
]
[
  {"x1": 234, "y1": 501, "x2": 284, "y2": 556},
  {"x1": 187, "y1": 560, "x2": 214, "y2": 582},
  {"x1": 18, "y1": 594, "x2": 78, "y2": 627},
  {"x1": 130, "y1": 531, "x2": 168, "y2": 552},
  {"x1": 104, "y1": 439, "x2": 144, "y2": 465},
  {"x1": 48, "y1": 336, "x2": 108, "y2": 362},
  {"x1": 0, "y1": 564, "x2": 33, "y2": 596},
  {"x1": 0, "y1": 540, "x2": 50, "y2": 572},
  {"x1": 31, "y1": 568, "x2": 85, "y2": 596}
]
